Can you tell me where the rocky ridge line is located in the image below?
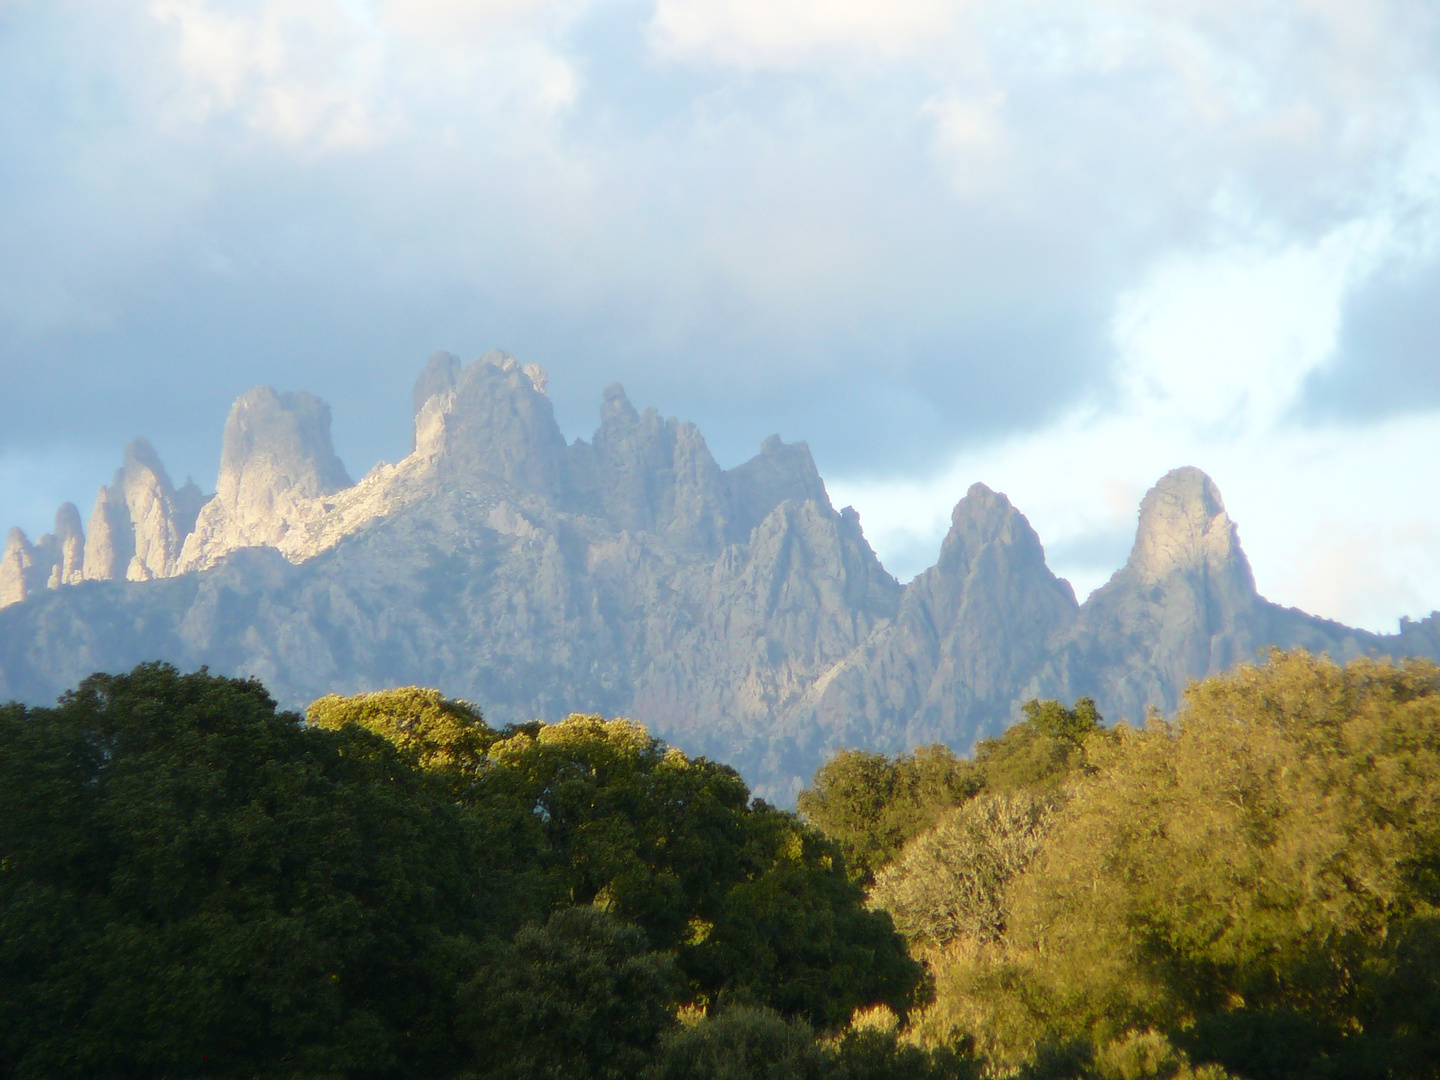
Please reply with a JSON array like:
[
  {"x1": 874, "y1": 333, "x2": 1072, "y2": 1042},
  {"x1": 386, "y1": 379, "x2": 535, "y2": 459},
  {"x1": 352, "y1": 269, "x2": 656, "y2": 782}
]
[{"x1": 3, "y1": 352, "x2": 1438, "y2": 804}]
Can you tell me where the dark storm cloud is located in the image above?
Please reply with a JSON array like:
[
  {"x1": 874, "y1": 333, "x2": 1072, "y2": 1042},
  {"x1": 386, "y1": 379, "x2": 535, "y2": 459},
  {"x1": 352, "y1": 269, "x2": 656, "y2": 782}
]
[{"x1": 1299, "y1": 256, "x2": 1440, "y2": 424}]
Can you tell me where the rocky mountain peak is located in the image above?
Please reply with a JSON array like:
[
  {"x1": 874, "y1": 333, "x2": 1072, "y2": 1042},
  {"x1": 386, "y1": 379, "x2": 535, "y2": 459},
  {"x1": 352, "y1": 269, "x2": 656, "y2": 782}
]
[
  {"x1": 118, "y1": 438, "x2": 186, "y2": 581},
  {"x1": 433, "y1": 351, "x2": 568, "y2": 498},
  {"x1": 216, "y1": 388, "x2": 353, "y2": 504},
  {"x1": 1126, "y1": 466, "x2": 1254, "y2": 589},
  {"x1": 1, "y1": 501, "x2": 91, "y2": 608},
  {"x1": 936, "y1": 483, "x2": 1050, "y2": 574},
  {"x1": 600, "y1": 382, "x2": 641, "y2": 429},
  {"x1": 413, "y1": 351, "x2": 462, "y2": 418},
  {"x1": 177, "y1": 388, "x2": 350, "y2": 572},
  {"x1": 0, "y1": 528, "x2": 35, "y2": 608},
  {"x1": 724, "y1": 435, "x2": 830, "y2": 542},
  {"x1": 47, "y1": 503, "x2": 85, "y2": 588}
]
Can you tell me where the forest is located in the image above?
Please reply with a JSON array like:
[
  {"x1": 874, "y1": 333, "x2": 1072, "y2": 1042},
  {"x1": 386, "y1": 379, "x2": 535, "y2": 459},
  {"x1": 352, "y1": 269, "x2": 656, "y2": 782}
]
[{"x1": 1, "y1": 650, "x2": 1437, "y2": 1079}]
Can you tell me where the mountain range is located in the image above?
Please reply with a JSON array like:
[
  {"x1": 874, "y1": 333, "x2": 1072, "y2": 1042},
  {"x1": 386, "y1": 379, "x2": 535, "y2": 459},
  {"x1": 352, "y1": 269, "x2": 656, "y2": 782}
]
[{"x1": 4, "y1": 350, "x2": 1437, "y2": 802}]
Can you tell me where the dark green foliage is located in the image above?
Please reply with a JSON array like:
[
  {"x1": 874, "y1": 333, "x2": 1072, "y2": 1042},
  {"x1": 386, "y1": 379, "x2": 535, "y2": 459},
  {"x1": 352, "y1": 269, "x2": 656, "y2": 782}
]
[
  {"x1": 689, "y1": 803, "x2": 924, "y2": 1026},
  {"x1": 1018, "y1": 1031, "x2": 1233, "y2": 1079},
  {"x1": 825, "y1": 1024, "x2": 981, "y2": 1080},
  {"x1": 458, "y1": 717, "x2": 922, "y2": 1027},
  {"x1": 1020, "y1": 697, "x2": 1101, "y2": 743},
  {"x1": 0, "y1": 663, "x2": 483, "y2": 1079},
  {"x1": 648, "y1": 1007, "x2": 828, "y2": 1080},
  {"x1": 647, "y1": 1007, "x2": 979, "y2": 1080},
  {"x1": 0, "y1": 666, "x2": 930, "y2": 1076},
  {"x1": 459, "y1": 906, "x2": 682, "y2": 1080},
  {"x1": 471, "y1": 716, "x2": 754, "y2": 953},
  {"x1": 797, "y1": 745, "x2": 981, "y2": 882},
  {"x1": 970, "y1": 697, "x2": 1105, "y2": 795}
]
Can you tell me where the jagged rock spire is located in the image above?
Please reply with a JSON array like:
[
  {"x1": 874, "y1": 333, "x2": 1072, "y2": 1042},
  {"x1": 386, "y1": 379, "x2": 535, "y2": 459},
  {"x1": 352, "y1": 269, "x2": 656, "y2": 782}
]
[
  {"x1": 1126, "y1": 465, "x2": 1255, "y2": 592},
  {"x1": 0, "y1": 527, "x2": 35, "y2": 608},
  {"x1": 179, "y1": 388, "x2": 351, "y2": 573},
  {"x1": 46, "y1": 502, "x2": 85, "y2": 588}
]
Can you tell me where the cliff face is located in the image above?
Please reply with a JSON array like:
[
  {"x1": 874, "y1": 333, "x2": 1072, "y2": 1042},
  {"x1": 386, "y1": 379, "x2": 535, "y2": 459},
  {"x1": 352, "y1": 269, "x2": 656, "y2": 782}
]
[
  {"x1": 1, "y1": 353, "x2": 1436, "y2": 802},
  {"x1": 762, "y1": 484, "x2": 1079, "y2": 788}
]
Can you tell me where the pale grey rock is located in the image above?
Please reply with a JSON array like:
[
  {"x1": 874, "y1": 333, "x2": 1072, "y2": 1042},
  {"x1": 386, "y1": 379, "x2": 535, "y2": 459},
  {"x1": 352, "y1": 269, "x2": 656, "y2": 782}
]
[
  {"x1": 74, "y1": 440, "x2": 205, "y2": 583},
  {"x1": 1026, "y1": 466, "x2": 1389, "y2": 723},
  {"x1": 725, "y1": 434, "x2": 830, "y2": 542},
  {"x1": 120, "y1": 439, "x2": 191, "y2": 581},
  {"x1": 564, "y1": 383, "x2": 732, "y2": 551},
  {"x1": 412, "y1": 350, "x2": 462, "y2": 420},
  {"x1": 45, "y1": 503, "x2": 85, "y2": 588},
  {"x1": 763, "y1": 484, "x2": 1079, "y2": 797},
  {"x1": 1, "y1": 528, "x2": 36, "y2": 609},
  {"x1": 172, "y1": 479, "x2": 208, "y2": 540},
  {"x1": 430, "y1": 351, "x2": 568, "y2": 500},
  {"x1": 83, "y1": 484, "x2": 133, "y2": 582},
  {"x1": 179, "y1": 388, "x2": 353, "y2": 572}
]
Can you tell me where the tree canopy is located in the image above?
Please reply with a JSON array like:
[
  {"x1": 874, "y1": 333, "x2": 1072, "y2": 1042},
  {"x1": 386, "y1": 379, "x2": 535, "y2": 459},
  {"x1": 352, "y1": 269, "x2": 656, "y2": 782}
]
[
  {"x1": 0, "y1": 665, "x2": 931, "y2": 1077},
  {"x1": 7, "y1": 652, "x2": 1439, "y2": 1079},
  {"x1": 903, "y1": 653, "x2": 1440, "y2": 1080}
]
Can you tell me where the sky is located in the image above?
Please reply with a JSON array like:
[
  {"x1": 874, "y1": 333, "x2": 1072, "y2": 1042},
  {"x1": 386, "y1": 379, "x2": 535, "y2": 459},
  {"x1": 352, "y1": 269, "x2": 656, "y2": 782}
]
[{"x1": 2, "y1": 0, "x2": 1438, "y2": 633}]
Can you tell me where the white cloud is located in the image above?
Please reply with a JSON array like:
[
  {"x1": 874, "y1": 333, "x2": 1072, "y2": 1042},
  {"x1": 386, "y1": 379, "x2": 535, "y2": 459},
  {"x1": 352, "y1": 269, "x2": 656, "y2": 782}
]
[
  {"x1": 146, "y1": 0, "x2": 582, "y2": 150},
  {"x1": 648, "y1": 0, "x2": 969, "y2": 67},
  {"x1": 150, "y1": 0, "x2": 395, "y2": 148}
]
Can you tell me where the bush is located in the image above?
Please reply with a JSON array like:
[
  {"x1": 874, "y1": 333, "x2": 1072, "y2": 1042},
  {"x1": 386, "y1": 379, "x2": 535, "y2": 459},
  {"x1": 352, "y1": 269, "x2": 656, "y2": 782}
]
[
  {"x1": 460, "y1": 905, "x2": 682, "y2": 1080},
  {"x1": 868, "y1": 792, "x2": 1053, "y2": 949}
]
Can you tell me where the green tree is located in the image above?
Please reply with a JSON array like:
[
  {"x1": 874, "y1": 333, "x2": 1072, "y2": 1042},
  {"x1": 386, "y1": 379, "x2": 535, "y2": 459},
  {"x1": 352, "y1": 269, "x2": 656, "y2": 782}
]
[
  {"x1": 0, "y1": 663, "x2": 483, "y2": 1079},
  {"x1": 459, "y1": 905, "x2": 682, "y2": 1080},
  {"x1": 798, "y1": 746, "x2": 982, "y2": 882},
  {"x1": 306, "y1": 700, "x2": 926, "y2": 1028},
  {"x1": 915, "y1": 652, "x2": 1440, "y2": 1078},
  {"x1": 690, "y1": 802, "x2": 924, "y2": 1027},
  {"x1": 647, "y1": 1006, "x2": 827, "y2": 1080},
  {"x1": 869, "y1": 792, "x2": 1054, "y2": 950},
  {"x1": 307, "y1": 686, "x2": 497, "y2": 779},
  {"x1": 970, "y1": 698, "x2": 1105, "y2": 795}
]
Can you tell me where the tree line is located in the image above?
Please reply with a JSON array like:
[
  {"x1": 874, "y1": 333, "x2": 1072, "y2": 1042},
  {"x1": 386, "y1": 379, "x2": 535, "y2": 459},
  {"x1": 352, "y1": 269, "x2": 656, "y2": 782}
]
[{"x1": 2, "y1": 650, "x2": 1438, "y2": 1078}]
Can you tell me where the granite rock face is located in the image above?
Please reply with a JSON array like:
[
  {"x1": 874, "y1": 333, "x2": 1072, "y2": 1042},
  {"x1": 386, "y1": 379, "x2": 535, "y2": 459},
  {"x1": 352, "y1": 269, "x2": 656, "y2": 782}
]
[
  {"x1": 179, "y1": 389, "x2": 353, "y2": 572},
  {"x1": 2, "y1": 355, "x2": 1437, "y2": 802},
  {"x1": 0, "y1": 529, "x2": 36, "y2": 609},
  {"x1": 0, "y1": 441, "x2": 211, "y2": 610},
  {"x1": 765, "y1": 484, "x2": 1080, "y2": 787},
  {"x1": 46, "y1": 503, "x2": 86, "y2": 589}
]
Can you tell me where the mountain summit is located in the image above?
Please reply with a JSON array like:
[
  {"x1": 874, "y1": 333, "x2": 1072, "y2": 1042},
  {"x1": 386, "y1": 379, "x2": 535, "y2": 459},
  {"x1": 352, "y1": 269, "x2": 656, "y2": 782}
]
[{"x1": 2, "y1": 353, "x2": 1437, "y2": 801}]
